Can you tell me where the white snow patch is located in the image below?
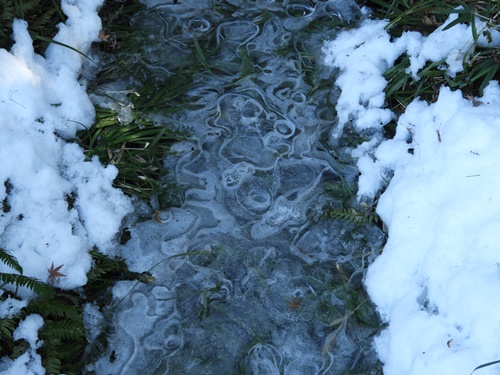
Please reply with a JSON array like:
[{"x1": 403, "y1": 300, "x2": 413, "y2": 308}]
[
  {"x1": 13, "y1": 314, "x2": 44, "y2": 349},
  {"x1": 0, "y1": 296, "x2": 28, "y2": 319},
  {"x1": 0, "y1": 3, "x2": 133, "y2": 373},
  {"x1": 0, "y1": 315, "x2": 46, "y2": 375},
  {"x1": 324, "y1": 11, "x2": 500, "y2": 375},
  {"x1": 0, "y1": 0, "x2": 132, "y2": 294}
]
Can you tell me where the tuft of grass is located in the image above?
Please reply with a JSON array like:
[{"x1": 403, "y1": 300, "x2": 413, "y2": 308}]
[
  {"x1": 76, "y1": 105, "x2": 187, "y2": 200},
  {"x1": 81, "y1": 0, "x2": 193, "y2": 202},
  {"x1": 0, "y1": 0, "x2": 66, "y2": 54},
  {"x1": 363, "y1": 0, "x2": 499, "y2": 36},
  {"x1": 360, "y1": 0, "x2": 499, "y2": 114}
]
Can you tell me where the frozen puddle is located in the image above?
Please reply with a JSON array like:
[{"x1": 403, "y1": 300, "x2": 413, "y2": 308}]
[{"x1": 91, "y1": 1, "x2": 385, "y2": 374}]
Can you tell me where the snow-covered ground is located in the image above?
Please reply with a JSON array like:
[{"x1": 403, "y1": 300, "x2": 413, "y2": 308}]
[
  {"x1": 0, "y1": 0, "x2": 131, "y2": 373},
  {"x1": 323, "y1": 9, "x2": 500, "y2": 375},
  {"x1": 1, "y1": 0, "x2": 499, "y2": 374}
]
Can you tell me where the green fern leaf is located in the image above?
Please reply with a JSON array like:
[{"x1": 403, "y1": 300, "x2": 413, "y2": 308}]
[
  {"x1": 28, "y1": 300, "x2": 80, "y2": 320},
  {"x1": 43, "y1": 355, "x2": 62, "y2": 375},
  {"x1": 0, "y1": 248, "x2": 23, "y2": 274},
  {"x1": 49, "y1": 342, "x2": 85, "y2": 362},
  {"x1": 327, "y1": 207, "x2": 378, "y2": 226},
  {"x1": 0, "y1": 318, "x2": 15, "y2": 339},
  {"x1": 42, "y1": 319, "x2": 86, "y2": 342},
  {"x1": 0, "y1": 273, "x2": 52, "y2": 298}
]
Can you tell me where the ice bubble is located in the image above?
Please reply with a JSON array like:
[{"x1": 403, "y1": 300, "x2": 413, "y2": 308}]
[
  {"x1": 274, "y1": 119, "x2": 296, "y2": 138},
  {"x1": 251, "y1": 197, "x2": 304, "y2": 240},
  {"x1": 222, "y1": 162, "x2": 255, "y2": 188}
]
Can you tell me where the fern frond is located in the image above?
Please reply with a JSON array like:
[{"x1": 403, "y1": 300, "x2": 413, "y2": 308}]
[
  {"x1": 328, "y1": 207, "x2": 379, "y2": 225},
  {"x1": 43, "y1": 355, "x2": 61, "y2": 375},
  {"x1": 88, "y1": 250, "x2": 125, "y2": 278},
  {"x1": 0, "y1": 248, "x2": 23, "y2": 274},
  {"x1": 0, "y1": 273, "x2": 52, "y2": 298},
  {"x1": 0, "y1": 318, "x2": 15, "y2": 340},
  {"x1": 10, "y1": 340, "x2": 29, "y2": 359},
  {"x1": 53, "y1": 291, "x2": 81, "y2": 307},
  {"x1": 42, "y1": 319, "x2": 86, "y2": 342},
  {"x1": 27, "y1": 300, "x2": 80, "y2": 320},
  {"x1": 49, "y1": 342, "x2": 85, "y2": 361},
  {"x1": 87, "y1": 248, "x2": 140, "y2": 287}
]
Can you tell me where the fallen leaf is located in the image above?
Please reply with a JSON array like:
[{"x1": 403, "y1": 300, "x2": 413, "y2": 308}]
[{"x1": 48, "y1": 262, "x2": 65, "y2": 284}]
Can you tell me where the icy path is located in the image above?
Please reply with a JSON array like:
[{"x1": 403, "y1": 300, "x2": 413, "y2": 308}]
[{"x1": 92, "y1": 1, "x2": 385, "y2": 374}]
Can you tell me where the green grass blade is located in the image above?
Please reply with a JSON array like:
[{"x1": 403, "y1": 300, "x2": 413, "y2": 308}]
[
  {"x1": 192, "y1": 35, "x2": 213, "y2": 74},
  {"x1": 31, "y1": 33, "x2": 96, "y2": 64},
  {"x1": 49, "y1": 0, "x2": 65, "y2": 21},
  {"x1": 478, "y1": 64, "x2": 499, "y2": 95},
  {"x1": 471, "y1": 359, "x2": 500, "y2": 374}
]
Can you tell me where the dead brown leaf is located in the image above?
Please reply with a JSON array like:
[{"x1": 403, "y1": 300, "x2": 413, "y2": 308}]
[{"x1": 48, "y1": 262, "x2": 65, "y2": 284}]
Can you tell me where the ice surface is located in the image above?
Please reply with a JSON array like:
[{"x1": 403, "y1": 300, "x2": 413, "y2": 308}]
[
  {"x1": 92, "y1": 1, "x2": 384, "y2": 373},
  {"x1": 83, "y1": 302, "x2": 105, "y2": 345}
]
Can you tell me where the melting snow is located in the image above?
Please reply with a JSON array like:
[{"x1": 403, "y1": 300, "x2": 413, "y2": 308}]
[
  {"x1": 323, "y1": 11, "x2": 500, "y2": 375},
  {"x1": 0, "y1": 0, "x2": 131, "y2": 372}
]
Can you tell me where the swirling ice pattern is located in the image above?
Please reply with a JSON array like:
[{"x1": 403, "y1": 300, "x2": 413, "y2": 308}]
[{"x1": 94, "y1": 1, "x2": 385, "y2": 374}]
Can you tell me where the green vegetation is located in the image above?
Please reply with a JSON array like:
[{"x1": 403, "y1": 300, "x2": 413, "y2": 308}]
[
  {"x1": 0, "y1": 248, "x2": 52, "y2": 299},
  {"x1": 0, "y1": 247, "x2": 144, "y2": 375},
  {"x1": 0, "y1": 2, "x2": 182, "y2": 373},
  {"x1": 305, "y1": 255, "x2": 384, "y2": 373},
  {"x1": 361, "y1": 0, "x2": 499, "y2": 115},
  {"x1": 75, "y1": 0, "x2": 192, "y2": 203},
  {"x1": 0, "y1": 0, "x2": 66, "y2": 54},
  {"x1": 76, "y1": 106, "x2": 186, "y2": 200},
  {"x1": 322, "y1": 177, "x2": 381, "y2": 225}
]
